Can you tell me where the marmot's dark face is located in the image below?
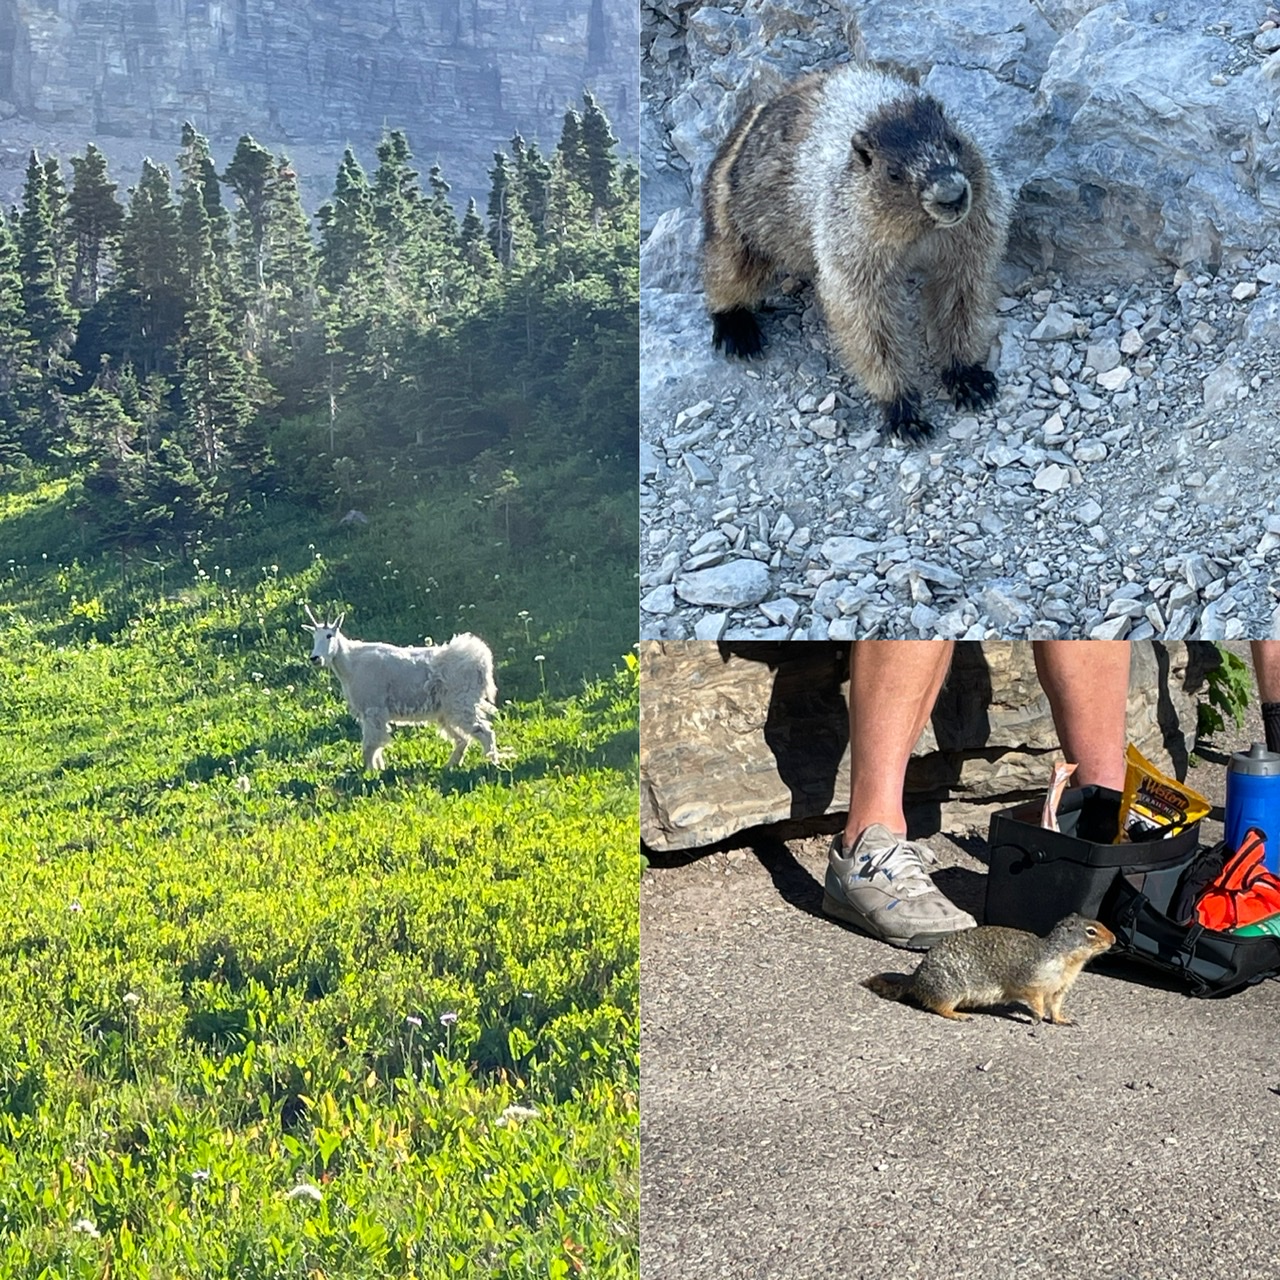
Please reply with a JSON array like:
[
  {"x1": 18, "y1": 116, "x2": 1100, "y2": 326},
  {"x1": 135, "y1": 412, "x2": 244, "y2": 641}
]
[{"x1": 850, "y1": 94, "x2": 975, "y2": 240}]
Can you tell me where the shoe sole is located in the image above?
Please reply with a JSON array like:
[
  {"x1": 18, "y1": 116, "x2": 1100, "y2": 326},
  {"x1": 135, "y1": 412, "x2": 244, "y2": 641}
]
[{"x1": 821, "y1": 889, "x2": 961, "y2": 952}]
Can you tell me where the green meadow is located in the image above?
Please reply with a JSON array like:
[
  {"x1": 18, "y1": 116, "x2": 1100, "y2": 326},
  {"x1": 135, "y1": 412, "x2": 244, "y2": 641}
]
[{"x1": 0, "y1": 478, "x2": 638, "y2": 1278}]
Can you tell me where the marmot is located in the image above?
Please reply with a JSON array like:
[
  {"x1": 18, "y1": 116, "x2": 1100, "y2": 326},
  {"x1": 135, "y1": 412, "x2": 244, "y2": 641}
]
[
  {"x1": 861, "y1": 914, "x2": 1115, "y2": 1023},
  {"x1": 702, "y1": 64, "x2": 1011, "y2": 443}
]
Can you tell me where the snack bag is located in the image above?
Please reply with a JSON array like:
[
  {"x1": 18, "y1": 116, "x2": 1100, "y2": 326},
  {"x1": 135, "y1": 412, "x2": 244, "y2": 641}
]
[
  {"x1": 1114, "y1": 743, "x2": 1210, "y2": 843},
  {"x1": 1041, "y1": 760, "x2": 1078, "y2": 832}
]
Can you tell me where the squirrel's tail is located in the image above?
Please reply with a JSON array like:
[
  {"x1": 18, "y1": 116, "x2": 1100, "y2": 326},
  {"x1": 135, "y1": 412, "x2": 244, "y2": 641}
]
[{"x1": 861, "y1": 972, "x2": 912, "y2": 1002}]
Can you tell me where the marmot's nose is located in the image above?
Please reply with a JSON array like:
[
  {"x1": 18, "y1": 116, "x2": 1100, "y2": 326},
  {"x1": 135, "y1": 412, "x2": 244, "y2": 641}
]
[{"x1": 931, "y1": 173, "x2": 969, "y2": 208}]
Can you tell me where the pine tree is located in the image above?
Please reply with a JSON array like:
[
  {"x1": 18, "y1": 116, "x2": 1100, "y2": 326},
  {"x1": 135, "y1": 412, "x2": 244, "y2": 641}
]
[
  {"x1": 179, "y1": 123, "x2": 232, "y2": 267},
  {"x1": 68, "y1": 143, "x2": 124, "y2": 307},
  {"x1": 372, "y1": 128, "x2": 423, "y2": 246},
  {"x1": 17, "y1": 150, "x2": 76, "y2": 357},
  {"x1": 316, "y1": 148, "x2": 376, "y2": 293},
  {"x1": 427, "y1": 163, "x2": 459, "y2": 242},
  {"x1": 458, "y1": 196, "x2": 493, "y2": 275},
  {"x1": 579, "y1": 90, "x2": 619, "y2": 212},
  {"x1": 547, "y1": 111, "x2": 593, "y2": 239},
  {"x1": 515, "y1": 137, "x2": 553, "y2": 243},
  {"x1": 0, "y1": 212, "x2": 39, "y2": 464},
  {"x1": 486, "y1": 150, "x2": 519, "y2": 267},
  {"x1": 177, "y1": 171, "x2": 254, "y2": 488},
  {"x1": 258, "y1": 154, "x2": 323, "y2": 409},
  {"x1": 14, "y1": 151, "x2": 78, "y2": 455},
  {"x1": 43, "y1": 155, "x2": 72, "y2": 289},
  {"x1": 222, "y1": 133, "x2": 275, "y2": 291},
  {"x1": 556, "y1": 106, "x2": 590, "y2": 192},
  {"x1": 112, "y1": 159, "x2": 186, "y2": 375}
]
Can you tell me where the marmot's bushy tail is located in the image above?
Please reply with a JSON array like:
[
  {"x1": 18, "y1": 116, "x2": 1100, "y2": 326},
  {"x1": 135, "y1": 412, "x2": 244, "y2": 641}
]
[{"x1": 861, "y1": 973, "x2": 913, "y2": 1002}]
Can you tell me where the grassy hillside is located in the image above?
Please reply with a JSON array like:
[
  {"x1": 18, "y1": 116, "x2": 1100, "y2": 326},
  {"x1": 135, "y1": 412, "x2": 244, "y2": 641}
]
[{"x1": 0, "y1": 477, "x2": 638, "y2": 1278}]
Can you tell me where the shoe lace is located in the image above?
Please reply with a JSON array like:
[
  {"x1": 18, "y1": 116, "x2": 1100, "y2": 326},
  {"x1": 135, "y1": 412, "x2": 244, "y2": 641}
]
[{"x1": 861, "y1": 837, "x2": 938, "y2": 890}]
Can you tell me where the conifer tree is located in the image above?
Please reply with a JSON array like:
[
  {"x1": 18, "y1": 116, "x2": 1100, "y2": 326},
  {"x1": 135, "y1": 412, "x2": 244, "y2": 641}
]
[
  {"x1": 17, "y1": 151, "x2": 76, "y2": 358},
  {"x1": 458, "y1": 196, "x2": 493, "y2": 275},
  {"x1": 14, "y1": 151, "x2": 77, "y2": 454},
  {"x1": 179, "y1": 123, "x2": 232, "y2": 267},
  {"x1": 177, "y1": 173, "x2": 254, "y2": 489},
  {"x1": 372, "y1": 129, "x2": 422, "y2": 246},
  {"x1": 556, "y1": 106, "x2": 589, "y2": 192},
  {"x1": 316, "y1": 148, "x2": 376, "y2": 293},
  {"x1": 514, "y1": 136, "x2": 552, "y2": 243},
  {"x1": 0, "y1": 212, "x2": 38, "y2": 462},
  {"x1": 113, "y1": 159, "x2": 185, "y2": 374},
  {"x1": 486, "y1": 150, "x2": 521, "y2": 267},
  {"x1": 258, "y1": 155, "x2": 322, "y2": 408},
  {"x1": 579, "y1": 90, "x2": 619, "y2": 211},
  {"x1": 427, "y1": 163, "x2": 459, "y2": 242},
  {"x1": 68, "y1": 143, "x2": 124, "y2": 307},
  {"x1": 222, "y1": 134, "x2": 275, "y2": 290},
  {"x1": 43, "y1": 155, "x2": 72, "y2": 288}
]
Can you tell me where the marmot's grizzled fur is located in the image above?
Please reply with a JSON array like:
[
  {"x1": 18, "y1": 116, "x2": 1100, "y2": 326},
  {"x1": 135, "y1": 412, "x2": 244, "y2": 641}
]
[{"x1": 702, "y1": 65, "x2": 1011, "y2": 443}]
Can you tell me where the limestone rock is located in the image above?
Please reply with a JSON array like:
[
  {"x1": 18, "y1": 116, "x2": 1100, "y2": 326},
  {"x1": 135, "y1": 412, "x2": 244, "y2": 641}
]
[
  {"x1": 0, "y1": 0, "x2": 638, "y2": 210},
  {"x1": 640, "y1": 640, "x2": 1212, "y2": 853},
  {"x1": 650, "y1": 0, "x2": 1279, "y2": 284}
]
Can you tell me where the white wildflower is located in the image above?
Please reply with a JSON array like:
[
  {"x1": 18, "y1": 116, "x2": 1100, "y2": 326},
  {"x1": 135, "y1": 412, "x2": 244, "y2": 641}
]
[{"x1": 500, "y1": 1105, "x2": 540, "y2": 1123}]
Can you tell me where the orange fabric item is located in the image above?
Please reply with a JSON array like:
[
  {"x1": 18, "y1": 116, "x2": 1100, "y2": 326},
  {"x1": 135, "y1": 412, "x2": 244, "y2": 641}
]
[{"x1": 1195, "y1": 828, "x2": 1280, "y2": 930}]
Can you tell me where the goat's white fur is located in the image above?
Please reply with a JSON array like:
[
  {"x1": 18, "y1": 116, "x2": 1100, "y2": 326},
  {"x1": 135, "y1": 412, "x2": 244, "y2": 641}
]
[{"x1": 304, "y1": 605, "x2": 500, "y2": 772}]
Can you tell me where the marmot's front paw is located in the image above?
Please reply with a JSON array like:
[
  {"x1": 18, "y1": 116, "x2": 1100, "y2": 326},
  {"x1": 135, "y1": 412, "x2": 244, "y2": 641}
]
[
  {"x1": 942, "y1": 361, "x2": 998, "y2": 410},
  {"x1": 881, "y1": 391, "x2": 933, "y2": 446},
  {"x1": 711, "y1": 308, "x2": 765, "y2": 358}
]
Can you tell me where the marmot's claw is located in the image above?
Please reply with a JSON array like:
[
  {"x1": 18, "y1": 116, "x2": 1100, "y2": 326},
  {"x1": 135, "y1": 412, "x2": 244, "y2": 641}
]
[
  {"x1": 943, "y1": 361, "x2": 998, "y2": 410},
  {"x1": 711, "y1": 308, "x2": 764, "y2": 358},
  {"x1": 881, "y1": 392, "x2": 933, "y2": 446}
]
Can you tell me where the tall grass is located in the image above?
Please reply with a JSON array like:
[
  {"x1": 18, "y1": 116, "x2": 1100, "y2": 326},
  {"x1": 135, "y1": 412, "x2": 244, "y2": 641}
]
[{"x1": 0, "y1": 475, "x2": 639, "y2": 1278}]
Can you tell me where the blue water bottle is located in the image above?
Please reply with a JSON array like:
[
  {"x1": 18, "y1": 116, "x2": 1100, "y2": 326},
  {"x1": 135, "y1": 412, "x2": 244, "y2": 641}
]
[{"x1": 1224, "y1": 743, "x2": 1280, "y2": 873}]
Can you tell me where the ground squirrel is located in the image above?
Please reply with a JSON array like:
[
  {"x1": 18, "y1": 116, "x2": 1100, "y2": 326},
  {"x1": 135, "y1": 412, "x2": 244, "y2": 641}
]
[
  {"x1": 861, "y1": 914, "x2": 1115, "y2": 1023},
  {"x1": 702, "y1": 63, "x2": 1010, "y2": 443}
]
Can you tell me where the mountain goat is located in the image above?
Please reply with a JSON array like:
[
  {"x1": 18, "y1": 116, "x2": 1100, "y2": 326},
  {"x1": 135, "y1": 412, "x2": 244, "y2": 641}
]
[{"x1": 304, "y1": 606, "x2": 501, "y2": 772}]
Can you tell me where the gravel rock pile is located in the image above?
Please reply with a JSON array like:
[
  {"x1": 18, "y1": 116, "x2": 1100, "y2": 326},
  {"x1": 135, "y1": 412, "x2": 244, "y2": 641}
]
[{"x1": 641, "y1": 262, "x2": 1280, "y2": 641}]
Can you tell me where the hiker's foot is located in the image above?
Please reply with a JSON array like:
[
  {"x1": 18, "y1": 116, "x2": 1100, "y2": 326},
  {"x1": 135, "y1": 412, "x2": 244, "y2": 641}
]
[{"x1": 823, "y1": 823, "x2": 976, "y2": 950}]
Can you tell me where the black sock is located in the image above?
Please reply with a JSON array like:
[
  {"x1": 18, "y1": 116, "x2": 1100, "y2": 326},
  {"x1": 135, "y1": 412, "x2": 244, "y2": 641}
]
[{"x1": 1263, "y1": 702, "x2": 1280, "y2": 755}]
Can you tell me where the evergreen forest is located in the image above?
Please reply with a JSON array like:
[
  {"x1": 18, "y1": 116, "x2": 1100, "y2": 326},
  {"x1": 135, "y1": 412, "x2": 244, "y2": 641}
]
[{"x1": 0, "y1": 93, "x2": 637, "y2": 694}]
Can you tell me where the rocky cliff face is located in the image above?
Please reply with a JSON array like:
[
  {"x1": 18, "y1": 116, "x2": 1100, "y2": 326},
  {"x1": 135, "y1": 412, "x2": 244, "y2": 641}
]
[
  {"x1": 0, "y1": 0, "x2": 637, "y2": 207},
  {"x1": 644, "y1": 0, "x2": 1280, "y2": 283}
]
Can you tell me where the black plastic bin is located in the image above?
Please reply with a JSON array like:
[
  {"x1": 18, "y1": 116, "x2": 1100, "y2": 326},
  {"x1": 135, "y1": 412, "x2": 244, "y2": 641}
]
[{"x1": 985, "y1": 785, "x2": 1200, "y2": 936}]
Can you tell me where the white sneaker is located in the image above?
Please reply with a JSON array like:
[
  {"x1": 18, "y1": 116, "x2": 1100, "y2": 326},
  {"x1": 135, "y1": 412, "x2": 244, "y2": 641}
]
[{"x1": 824, "y1": 824, "x2": 977, "y2": 950}]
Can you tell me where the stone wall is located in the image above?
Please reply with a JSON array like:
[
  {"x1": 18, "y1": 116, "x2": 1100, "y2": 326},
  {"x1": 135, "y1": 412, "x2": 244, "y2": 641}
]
[{"x1": 640, "y1": 639, "x2": 1217, "y2": 852}]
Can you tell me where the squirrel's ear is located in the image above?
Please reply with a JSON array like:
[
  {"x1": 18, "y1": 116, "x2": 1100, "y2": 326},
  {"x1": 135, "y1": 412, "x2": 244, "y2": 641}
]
[{"x1": 850, "y1": 131, "x2": 874, "y2": 169}]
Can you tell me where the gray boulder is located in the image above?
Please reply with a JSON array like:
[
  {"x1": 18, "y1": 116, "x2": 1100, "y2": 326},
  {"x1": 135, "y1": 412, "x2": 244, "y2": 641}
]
[
  {"x1": 640, "y1": 639, "x2": 1214, "y2": 852},
  {"x1": 647, "y1": 0, "x2": 1280, "y2": 284}
]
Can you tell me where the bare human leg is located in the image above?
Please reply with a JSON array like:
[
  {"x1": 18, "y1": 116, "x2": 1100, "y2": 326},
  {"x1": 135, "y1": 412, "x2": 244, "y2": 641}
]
[{"x1": 1032, "y1": 641, "x2": 1130, "y2": 792}]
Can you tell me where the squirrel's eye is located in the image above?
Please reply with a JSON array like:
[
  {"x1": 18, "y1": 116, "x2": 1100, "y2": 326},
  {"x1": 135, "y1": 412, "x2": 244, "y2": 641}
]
[{"x1": 887, "y1": 166, "x2": 904, "y2": 183}]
